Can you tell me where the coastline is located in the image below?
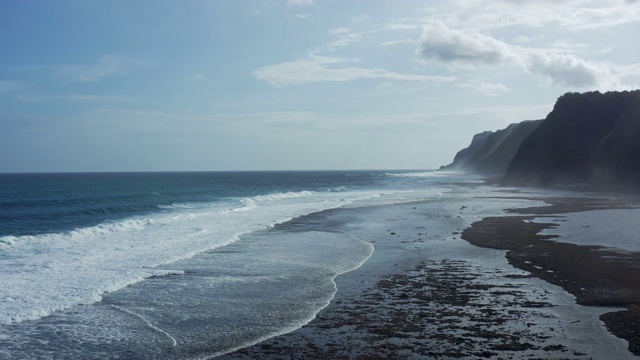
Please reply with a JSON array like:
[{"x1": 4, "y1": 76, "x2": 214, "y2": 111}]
[
  {"x1": 218, "y1": 186, "x2": 638, "y2": 359},
  {"x1": 461, "y1": 196, "x2": 640, "y2": 355}
]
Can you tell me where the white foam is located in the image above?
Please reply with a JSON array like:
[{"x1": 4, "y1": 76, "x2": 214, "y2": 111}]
[
  {"x1": 387, "y1": 171, "x2": 487, "y2": 185},
  {"x1": 0, "y1": 189, "x2": 391, "y2": 326},
  {"x1": 387, "y1": 170, "x2": 458, "y2": 177},
  {"x1": 111, "y1": 305, "x2": 177, "y2": 347},
  {"x1": 242, "y1": 190, "x2": 314, "y2": 203},
  {"x1": 189, "y1": 231, "x2": 375, "y2": 360},
  {"x1": 327, "y1": 186, "x2": 346, "y2": 192}
]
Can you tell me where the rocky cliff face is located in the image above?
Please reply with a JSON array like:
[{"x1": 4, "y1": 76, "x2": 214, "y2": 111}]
[
  {"x1": 505, "y1": 90, "x2": 640, "y2": 186},
  {"x1": 440, "y1": 120, "x2": 541, "y2": 176},
  {"x1": 469, "y1": 120, "x2": 542, "y2": 176},
  {"x1": 440, "y1": 131, "x2": 492, "y2": 172},
  {"x1": 591, "y1": 97, "x2": 640, "y2": 184}
]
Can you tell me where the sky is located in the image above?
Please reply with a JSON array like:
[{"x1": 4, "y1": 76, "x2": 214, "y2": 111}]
[{"x1": 1, "y1": 0, "x2": 640, "y2": 172}]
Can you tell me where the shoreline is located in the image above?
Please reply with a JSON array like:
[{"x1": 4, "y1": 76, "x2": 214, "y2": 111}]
[
  {"x1": 461, "y1": 196, "x2": 640, "y2": 355},
  {"x1": 218, "y1": 189, "x2": 638, "y2": 359}
]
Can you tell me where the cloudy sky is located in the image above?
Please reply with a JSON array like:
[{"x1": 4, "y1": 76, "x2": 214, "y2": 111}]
[{"x1": 2, "y1": 0, "x2": 639, "y2": 172}]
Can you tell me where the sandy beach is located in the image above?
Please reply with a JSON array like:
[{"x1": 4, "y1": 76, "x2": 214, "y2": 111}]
[{"x1": 219, "y1": 186, "x2": 640, "y2": 359}]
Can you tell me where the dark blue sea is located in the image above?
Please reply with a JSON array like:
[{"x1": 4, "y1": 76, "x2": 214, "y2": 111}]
[{"x1": 0, "y1": 170, "x2": 463, "y2": 359}]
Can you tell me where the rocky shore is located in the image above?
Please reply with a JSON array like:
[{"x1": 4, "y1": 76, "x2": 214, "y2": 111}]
[
  {"x1": 218, "y1": 192, "x2": 638, "y2": 359},
  {"x1": 461, "y1": 196, "x2": 640, "y2": 356},
  {"x1": 222, "y1": 257, "x2": 596, "y2": 359}
]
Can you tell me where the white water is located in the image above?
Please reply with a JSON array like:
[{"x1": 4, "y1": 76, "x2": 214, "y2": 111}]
[
  {"x1": 194, "y1": 231, "x2": 375, "y2": 360},
  {"x1": 0, "y1": 189, "x2": 389, "y2": 326}
]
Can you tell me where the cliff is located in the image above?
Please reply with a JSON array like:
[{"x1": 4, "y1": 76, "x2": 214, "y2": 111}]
[
  {"x1": 591, "y1": 96, "x2": 640, "y2": 184},
  {"x1": 440, "y1": 131, "x2": 492, "y2": 172},
  {"x1": 440, "y1": 120, "x2": 542, "y2": 176},
  {"x1": 505, "y1": 90, "x2": 640, "y2": 186}
]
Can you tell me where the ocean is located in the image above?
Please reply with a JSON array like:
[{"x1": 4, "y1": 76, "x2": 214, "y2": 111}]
[{"x1": 0, "y1": 170, "x2": 467, "y2": 359}]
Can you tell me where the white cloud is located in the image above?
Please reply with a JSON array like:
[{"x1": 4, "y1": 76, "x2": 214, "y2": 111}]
[
  {"x1": 287, "y1": 0, "x2": 313, "y2": 6},
  {"x1": 350, "y1": 14, "x2": 370, "y2": 24},
  {"x1": 326, "y1": 28, "x2": 364, "y2": 49},
  {"x1": 413, "y1": 19, "x2": 638, "y2": 90},
  {"x1": 520, "y1": 52, "x2": 640, "y2": 90},
  {"x1": 254, "y1": 55, "x2": 455, "y2": 87},
  {"x1": 0, "y1": 80, "x2": 27, "y2": 93},
  {"x1": 442, "y1": 0, "x2": 640, "y2": 31},
  {"x1": 478, "y1": 82, "x2": 509, "y2": 95},
  {"x1": 613, "y1": 63, "x2": 640, "y2": 79},
  {"x1": 561, "y1": 3, "x2": 640, "y2": 30},
  {"x1": 58, "y1": 55, "x2": 144, "y2": 82},
  {"x1": 17, "y1": 93, "x2": 130, "y2": 103},
  {"x1": 460, "y1": 81, "x2": 509, "y2": 96},
  {"x1": 295, "y1": 14, "x2": 311, "y2": 20},
  {"x1": 192, "y1": 73, "x2": 205, "y2": 81},
  {"x1": 524, "y1": 52, "x2": 603, "y2": 87},
  {"x1": 256, "y1": 14, "x2": 635, "y2": 91},
  {"x1": 257, "y1": 2, "x2": 639, "y2": 92},
  {"x1": 549, "y1": 40, "x2": 589, "y2": 51},
  {"x1": 329, "y1": 28, "x2": 351, "y2": 35},
  {"x1": 378, "y1": 0, "x2": 640, "y2": 48},
  {"x1": 513, "y1": 34, "x2": 545, "y2": 44},
  {"x1": 381, "y1": 38, "x2": 414, "y2": 47},
  {"x1": 416, "y1": 21, "x2": 516, "y2": 67},
  {"x1": 328, "y1": 30, "x2": 363, "y2": 49}
]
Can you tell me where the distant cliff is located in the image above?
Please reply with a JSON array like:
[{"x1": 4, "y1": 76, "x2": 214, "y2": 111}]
[
  {"x1": 505, "y1": 90, "x2": 640, "y2": 186},
  {"x1": 441, "y1": 131, "x2": 492, "y2": 172},
  {"x1": 440, "y1": 120, "x2": 542, "y2": 176},
  {"x1": 443, "y1": 90, "x2": 640, "y2": 187}
]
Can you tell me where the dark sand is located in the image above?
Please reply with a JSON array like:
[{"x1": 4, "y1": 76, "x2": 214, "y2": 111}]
[
  {"x1": 223, "y1": 258, "x2": 575, "y2": 359},
  {"x1": 461, "y1": 196, "x2": 640, "y2": 356},
  {"x1": 218, "y1": 194, "x2": 639, "y2": 359}
]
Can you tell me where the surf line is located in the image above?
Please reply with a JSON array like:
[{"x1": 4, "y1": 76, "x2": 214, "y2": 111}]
[{"x1": 111, "y1": 304, "x2": 178, "y2": 347}]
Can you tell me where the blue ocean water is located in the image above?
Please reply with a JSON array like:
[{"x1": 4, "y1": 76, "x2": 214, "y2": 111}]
[
  {"x1": 1, "y1": 171, "x2": 393, "y2": 237},
  {"x1": 0, "y1": 170, "x2": 461, "y2": 359}
]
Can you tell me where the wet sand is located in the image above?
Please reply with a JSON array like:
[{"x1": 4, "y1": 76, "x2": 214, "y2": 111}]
[
  {"x1": 218, "y1": 191, "x2": 639, "y2": 359},
  {"x1": 462, "y1": 196, "x2": 640, "y2": 356}
]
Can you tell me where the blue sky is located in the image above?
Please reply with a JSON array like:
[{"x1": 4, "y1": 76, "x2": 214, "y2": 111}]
[{"x1": 2, "y1": 0, "x2": 639, "y2": 172}]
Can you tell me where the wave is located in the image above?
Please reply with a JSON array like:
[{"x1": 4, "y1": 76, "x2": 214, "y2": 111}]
[
  {"x1": 188, "y1": 231, "x2": 375, "y2": 360},
  {"x1": 0, "y1": 188, "x2": 389, "y2": 326},
  {"x1": 242, "y1": 190, "x2": 314, "y2": 203},
  {"x1": 161, "y1": 191, "x2": 316, "y2": 214},
  {"x1": 158, "y1": 202, "x2": 208, "y2": 210},
  {"x1": 327, "y1": 186, "x2": 347, "y2": 192},
  {"x1": 216, "y1": 191, "x2": 315, "y2": 214},
  {"x1": 219, "y1": 204, "x2": 256, "y2": 213},
  {"x1": 386, "y1": 170, "x2": 458, "y2": 177},
  {"x1": 0, "y1": 218, "x2": 153, "y2": 249},
  {"x1": 0, "y1": 193, "x2": 177, "y2": 238}
]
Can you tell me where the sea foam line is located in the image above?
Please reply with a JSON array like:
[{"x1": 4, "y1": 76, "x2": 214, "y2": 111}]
[
  {"x1": 192, "y1": 231, "x2": 374, "y2": 360},
  {"x1": 111, "y1": 305, "x2": 177, "y2": 347},
  {"x1": 0, "y1": 188, "x2": 396, "y2": 327}
]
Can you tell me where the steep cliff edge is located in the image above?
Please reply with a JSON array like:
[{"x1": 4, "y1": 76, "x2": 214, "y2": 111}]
[
  {"x1": 505, "y1": 90, "x2": 640, "y2": 186},
  {"x1": 440, "y1": 131, "x2": 492, "y2": 172},
  {"x1": 439, "y1": 120, "x2": 541, "y2": 176},
  {"x1": 591, "y1": 97, "x2": 640, "y2": 184}
]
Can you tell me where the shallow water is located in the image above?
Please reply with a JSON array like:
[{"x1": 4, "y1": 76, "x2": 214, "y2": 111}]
[
  {"x1": 0, "y1": 170, "x2": 460, "y2": 359},
  {"x1": 1, "y1": 171, "x2": 634, "y2": 359},
  {"x1": 537, "y1": 208, "x2": 640, "y2": 252},
  {"x1": 220, "y1": 189, "x2": 634, "y2": 359}
]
